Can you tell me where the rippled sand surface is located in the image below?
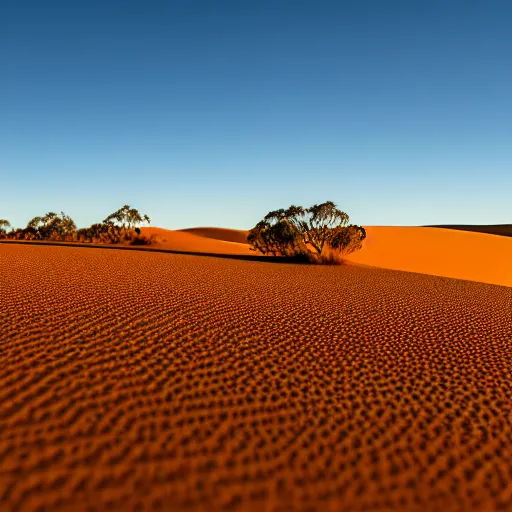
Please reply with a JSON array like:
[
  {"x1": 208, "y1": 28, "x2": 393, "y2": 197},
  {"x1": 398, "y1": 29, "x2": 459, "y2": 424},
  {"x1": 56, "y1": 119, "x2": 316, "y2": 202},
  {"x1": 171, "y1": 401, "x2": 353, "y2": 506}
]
[{"x1": 1, "y1": 244, "x2": 511, "y2": 511}]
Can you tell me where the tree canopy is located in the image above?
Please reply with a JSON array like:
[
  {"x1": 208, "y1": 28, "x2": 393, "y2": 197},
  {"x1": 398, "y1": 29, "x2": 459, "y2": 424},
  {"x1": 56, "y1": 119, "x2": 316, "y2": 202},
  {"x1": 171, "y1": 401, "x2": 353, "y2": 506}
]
[
  {"x1": 103, "y1": 205, "x2": 151, "y2": 232},
  {"x1": 248, "y1": 201, "x2": 366, "y2": 263},
  {"x1": 26, "y1": 212, "x2": 76, "y2": 239},
  {"x1": 0, "y1": 219, "x2": 11, "y2": 233},
  {"x1": 0, "y1": 205, "x2": 155, "y2": 246}
]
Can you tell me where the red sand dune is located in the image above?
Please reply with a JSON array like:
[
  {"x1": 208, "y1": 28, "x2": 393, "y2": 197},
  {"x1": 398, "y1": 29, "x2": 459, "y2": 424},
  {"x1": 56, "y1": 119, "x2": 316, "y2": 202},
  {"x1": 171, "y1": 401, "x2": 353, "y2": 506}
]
[
  {"x1": 179, "y1": 227, "x2": 250, "y2": 245},
  {"x1": 0, "y1": 243, "x2": 511, "y2": 511},
  {"x1": 343, "y1": 227, "x2": 512, "y2": 288},
  {"x1": 5, "y1": 225, "x2": 510, "y2": 287},
  {"x1": 140, "y1": 226, "x2": 512, "y2": 288},
  {"x1": 140, "y1": 227, "x2": 254, "y2": 256},
  {"x1": 426, "y1": 224, "x2": 512, "y2": 238}
]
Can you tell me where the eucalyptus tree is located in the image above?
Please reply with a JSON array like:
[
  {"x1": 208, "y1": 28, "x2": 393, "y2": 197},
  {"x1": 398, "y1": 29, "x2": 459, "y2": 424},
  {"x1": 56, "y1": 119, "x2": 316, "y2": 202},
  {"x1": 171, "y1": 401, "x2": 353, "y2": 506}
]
[
  {"x1": 248, "y1": 201, "x2": 366, "y2": 262},
  {"x1": 59, "y1": 212, "x2": 77, "y2": 238},
  {"x1": 0, "y1": 219, "x2": 11, "y2": 237},
  {"x1": 26, "y1": 212, "x2": 76, "y2": 240},
  {"x1": 103, "y1": 205, "x2": 151, "y2": 236}
]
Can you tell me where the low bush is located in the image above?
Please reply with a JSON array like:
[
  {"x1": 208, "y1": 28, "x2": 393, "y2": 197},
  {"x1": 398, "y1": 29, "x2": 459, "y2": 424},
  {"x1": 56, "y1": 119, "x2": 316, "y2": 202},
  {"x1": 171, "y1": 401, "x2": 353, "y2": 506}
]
[
  {"x1": 0, "y1": 205, "x2": 157, "y2": 247},
  {"x1": 248, "y1": 201, "x2": 366, "y2": 264}
]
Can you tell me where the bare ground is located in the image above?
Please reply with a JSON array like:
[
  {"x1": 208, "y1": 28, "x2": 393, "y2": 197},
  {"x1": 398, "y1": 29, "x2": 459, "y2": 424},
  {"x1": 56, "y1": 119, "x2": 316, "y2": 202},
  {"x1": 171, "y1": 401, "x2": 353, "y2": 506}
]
[{"x1": 1, "y1": 244, "x2": 511, "y2": 512}]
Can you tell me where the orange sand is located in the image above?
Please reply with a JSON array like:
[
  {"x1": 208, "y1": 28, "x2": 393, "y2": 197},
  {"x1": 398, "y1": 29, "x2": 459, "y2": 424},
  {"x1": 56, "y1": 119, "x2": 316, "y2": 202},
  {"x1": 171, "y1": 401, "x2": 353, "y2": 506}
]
[
  {"x1": 0, "y1": 242, "x2": 511, "y2": 511},
  {"x1": 342, "y1": 227, "x2": 512, "y2": 288},
  {"x1": 141, "y1": 226, "x2": 512, "y2": 288},
  {"x1": 427, "y1": 224, "x2": 512, "y2": 238},
  {"x1": 140, "y1": 227, "x2": 254, "y2": 256},
  {"x1": 179, "y1": 227, "x2": 250, "y2": 245},
  {"x1": 4, "y1": 225, "x2": 511, "y2": 288}
]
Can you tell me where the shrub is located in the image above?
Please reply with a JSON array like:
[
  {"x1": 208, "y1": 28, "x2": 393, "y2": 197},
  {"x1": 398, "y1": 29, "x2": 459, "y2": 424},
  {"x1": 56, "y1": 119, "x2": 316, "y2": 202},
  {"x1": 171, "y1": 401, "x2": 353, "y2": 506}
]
[
  {"x1": 0, "y1": 219, "x2": 11, "y2": 238},
  {"x1": 76, "y1": 228, "x2": 91, "y2": 243},
  {"x1": 129, "y1": 234, "x2": 158, "y2": 246},
  {"x1": 248, "y1": 201, "x2": 366, "y2": 264},
  {"x1": 26, "y1": 211, "x2": 77, "y2": 240},
  {"x1": 2, "y1": 206, "x2": 160, "y2": 247},
  {"x1": 103, "y1": 205, "x2": 151, "y2": 236}
]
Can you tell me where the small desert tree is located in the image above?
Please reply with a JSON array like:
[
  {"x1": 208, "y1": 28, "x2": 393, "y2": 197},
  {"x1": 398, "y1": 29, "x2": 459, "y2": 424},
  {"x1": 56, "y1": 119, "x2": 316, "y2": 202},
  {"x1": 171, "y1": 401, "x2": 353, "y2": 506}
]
[
  {"x1": 1, "y1": 206, "x2": 156, "y2": 245},
  {"x1": 0, "y1": 219, "x2": 11, "y2": 238},
  {"x1": 90, "y1": 223, "x2": 110, "y2": 243},
  {"x1": 76, "y1": 227, "x2": 91, "y2": 243},
  {"x1": 59, "y1": 212, "x2": 77, "y2": 238},
  {"x1": 103, "y1": 205, "x2": 151, "y2": 240},
  {"x1": 26, "y1": 212, "x2": 77, "y2": 240},
  {"x1": 329, "y1": 224, "x2": 367, "y2": 255},
  {"x1": 248, "y1": 201, "x2": 366, "y2": 264},
  {"x1": 247, "y1": 218, "x2": 309, "y2": 257}
]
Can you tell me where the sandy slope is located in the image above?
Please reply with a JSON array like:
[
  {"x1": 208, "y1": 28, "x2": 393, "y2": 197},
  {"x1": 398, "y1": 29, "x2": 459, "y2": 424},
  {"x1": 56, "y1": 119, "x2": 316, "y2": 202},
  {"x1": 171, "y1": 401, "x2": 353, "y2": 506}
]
[
  {"x1": 140, "y1": 226, "x2": 512, "y2": 288},
  {"x1": 342, "y1": 227, "x2": 512, "y2": 288},
  {"x1": 5, "y1": 224, "x2": 509, "y2": 288},
  {"x1": 1, "y1": 243, "x2": 511, "y2": 512},
  {"x1": 179, "y1": 227, "x2": 250, "y2": 245},
  {"x1": 140, "y1": 227, "x2": 254, "y2": 255},
  {"x1": 426, "y1": 224, "x2": 512, "y2": 238}
]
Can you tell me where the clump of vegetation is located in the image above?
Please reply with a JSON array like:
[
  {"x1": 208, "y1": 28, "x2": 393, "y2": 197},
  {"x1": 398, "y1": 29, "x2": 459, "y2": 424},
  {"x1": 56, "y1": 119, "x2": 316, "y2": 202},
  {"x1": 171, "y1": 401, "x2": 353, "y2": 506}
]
[
  {"x1": 0, "y1": 205, "x2": 157, "y2": 246},
  {"x1": 0, "y1": 219, "x2": 11, "y2": 236},
  {"x1": 26, "y1": 211, "x2": 77, "y2": 241},
  {"x1": 248, "y1": 201, "x2": 366, "y2": 264}
]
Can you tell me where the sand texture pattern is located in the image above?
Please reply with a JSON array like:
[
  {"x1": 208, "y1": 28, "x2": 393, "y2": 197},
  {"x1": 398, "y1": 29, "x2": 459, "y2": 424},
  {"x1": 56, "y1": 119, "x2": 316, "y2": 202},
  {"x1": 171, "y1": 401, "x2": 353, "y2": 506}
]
[{"x1": 1, "y1": 244, "x2": 511, "y2": 512}]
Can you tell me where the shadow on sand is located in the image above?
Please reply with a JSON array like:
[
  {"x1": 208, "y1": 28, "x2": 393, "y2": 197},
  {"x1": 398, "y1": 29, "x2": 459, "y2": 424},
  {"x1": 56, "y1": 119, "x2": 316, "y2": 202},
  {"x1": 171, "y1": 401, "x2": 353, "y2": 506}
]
[{"x1": 0, "y1": 240, "x2": 313, "y2": 265}]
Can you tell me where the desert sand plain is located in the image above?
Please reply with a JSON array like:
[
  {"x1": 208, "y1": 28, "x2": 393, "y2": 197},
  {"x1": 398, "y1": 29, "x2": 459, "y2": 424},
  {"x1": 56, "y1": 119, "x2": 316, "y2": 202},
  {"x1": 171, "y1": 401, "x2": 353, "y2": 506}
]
[{"x1": 1, "y1": 226, "x2": 511, "y2": 511}]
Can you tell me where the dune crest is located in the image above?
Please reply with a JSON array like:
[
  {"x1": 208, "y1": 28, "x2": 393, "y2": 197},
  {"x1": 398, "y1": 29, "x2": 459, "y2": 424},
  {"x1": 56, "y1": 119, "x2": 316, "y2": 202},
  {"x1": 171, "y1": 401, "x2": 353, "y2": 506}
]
[
  {"x1": 179, "y1": 227, "x2": 250, "y2": 244},
  {"x1": 426, "y1": 224, "x2": 512, "y2": 238},
  {"x1": 140, "y1": 227, "x2": 255, "y2": 255}
]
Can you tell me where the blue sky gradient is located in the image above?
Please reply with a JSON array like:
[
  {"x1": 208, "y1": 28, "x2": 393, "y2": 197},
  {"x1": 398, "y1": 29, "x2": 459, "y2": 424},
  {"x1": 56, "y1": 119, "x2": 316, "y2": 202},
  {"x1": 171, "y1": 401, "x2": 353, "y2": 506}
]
[{"x1": 2, "y1": 0, "x2": 511, "y2": 230}]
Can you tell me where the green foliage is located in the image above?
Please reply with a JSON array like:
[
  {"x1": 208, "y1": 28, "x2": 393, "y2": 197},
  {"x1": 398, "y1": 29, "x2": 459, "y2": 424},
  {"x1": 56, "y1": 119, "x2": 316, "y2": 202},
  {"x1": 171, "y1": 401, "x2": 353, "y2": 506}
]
[
  {"x1": 1, "y1": 205, "x2": 156, "y2": 246},
  {"x1": 103, "y1": 205, "x2": 151, "y2": 233},
  {"x1": 247, "y1": 219, "x2": 308, "y2": 257},
  {"x1": 329, "y1": 224, "x2": 367, "y2": 255},
  {"x1": 0, "y1": 219, "x2": 11, "y2": 238},
  {"x1": 26, "y1": 211, "x2": 77, "y2": 239},
  {"x1": 7, "y1": 227, "x2": 38, "y2": 240},
  {"x1": 248, "y1": 201, "x2": 366, "y2": 264}
]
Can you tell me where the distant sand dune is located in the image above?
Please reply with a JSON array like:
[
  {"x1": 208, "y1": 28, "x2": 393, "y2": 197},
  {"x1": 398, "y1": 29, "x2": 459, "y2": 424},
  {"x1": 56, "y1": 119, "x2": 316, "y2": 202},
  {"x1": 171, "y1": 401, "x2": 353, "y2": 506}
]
[
  {"x1": 179, "y1": 227, "x2": 250, "y2": 244},
  {"x1": 343, "y1": 226, "x2": 512, "y2": 288},
  {"x1": 4, "y1": 224, "x2": 509, "y2": 287},
  {"x1": 425, "y1": 224, "x2": 512, "y2": 238},
  {"x1": 141, "y1": 225, "x2": 512, "y2": 288},
  {"x1": 140, "y1": 227, "x2": 254, "y2": 255}
]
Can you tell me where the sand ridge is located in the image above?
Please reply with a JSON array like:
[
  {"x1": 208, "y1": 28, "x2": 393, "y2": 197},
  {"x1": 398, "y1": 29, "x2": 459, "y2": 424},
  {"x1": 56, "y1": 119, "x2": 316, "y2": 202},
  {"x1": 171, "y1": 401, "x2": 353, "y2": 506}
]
[
  {"x1": 178, "y1": 227, "x2": 250, "y2": 245},
  {"x1": 1, "y1": 243, "x2": 511, "y2": 511},
  {"x1": 426, "y1": 224, "x2": 512, "y2": 238},
  {"x1": 140, "y1": 227, "x2": 254, "y2": 256}
]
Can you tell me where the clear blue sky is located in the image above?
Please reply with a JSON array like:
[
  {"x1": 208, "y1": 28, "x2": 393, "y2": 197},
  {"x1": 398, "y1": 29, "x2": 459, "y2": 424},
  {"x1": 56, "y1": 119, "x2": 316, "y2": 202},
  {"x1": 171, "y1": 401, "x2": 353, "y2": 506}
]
[{"x1": 2, "y1": 0, "x2": 511, "y2": 230}]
